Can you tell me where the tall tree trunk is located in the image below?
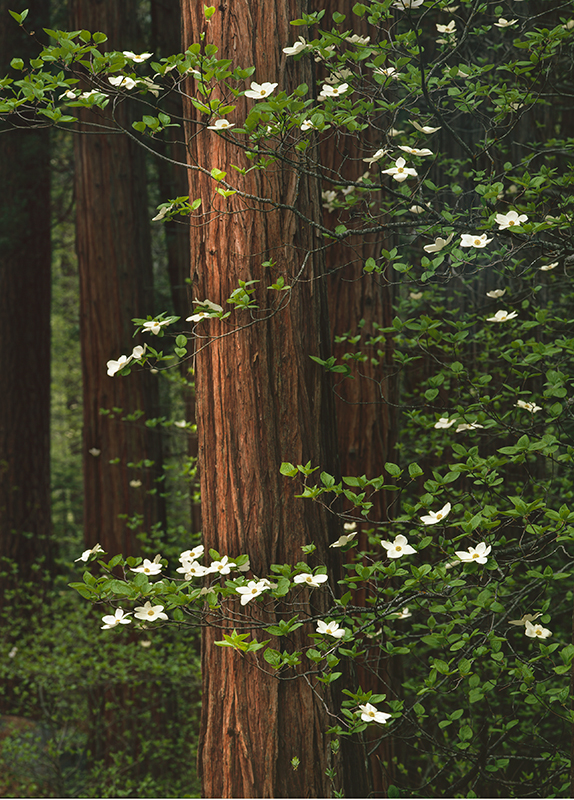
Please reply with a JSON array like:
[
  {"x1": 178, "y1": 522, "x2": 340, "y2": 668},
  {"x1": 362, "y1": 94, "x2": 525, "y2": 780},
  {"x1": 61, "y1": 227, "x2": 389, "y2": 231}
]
[
  {"x1": 0, "y1": 0, "x2": 52, "y2": 598},
  {"x1": 181, "y1": 1, "x2": 368, "y2": 795},
  {"x1": 70, "y1": 0, "x2": 165, "y2": 557},
  {"x1": 150, "y1": 0, "x2": 200, "y2": 534}
]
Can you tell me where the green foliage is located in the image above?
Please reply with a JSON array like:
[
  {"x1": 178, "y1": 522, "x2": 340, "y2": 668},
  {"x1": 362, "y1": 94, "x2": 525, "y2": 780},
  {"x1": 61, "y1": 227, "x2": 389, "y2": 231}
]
[{"x1": 0, "y1": 582, "x2": 201, "y2": 798}]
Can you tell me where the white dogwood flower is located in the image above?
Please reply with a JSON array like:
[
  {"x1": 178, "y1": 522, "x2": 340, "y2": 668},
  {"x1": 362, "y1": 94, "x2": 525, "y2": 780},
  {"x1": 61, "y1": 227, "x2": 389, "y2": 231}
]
[
  {"x1": 455, "y1": 542, "x2": 491, "y2": 564},
  {"x1": 123, "y1": 51, "x2": 153, "y2": 62},
  {"x1": 455, "y1": 422, "x2": 484, "y2": 432},
  {"x1": 134, "y1": 601, "x2": 168, "y2": 622},
  {"x1": 179, "y1": 545, "x2": 204, "y2": 561},
  {"x1": 143, "y1": 318, "x2": 171, "y2": 335},
  {"x1": 515, "y1": 400, "x2": 542, "y2": 413},
  {"x1": 420, "y1": 502, "x2": 451, "y2": 525},
  {"x1": 434, "y1": 417, "x2": 456, "y2": 429},
  {"x1": 496, "y1": 210, "x2": 528, "y2": 229},
  {"x1": 363, "y1": 148, "x2": 389, "y2": 165},
  {"x1": 283, "y1": 37, "x2": 308, "y2": 56},
  {"x1": 108, "y1": 75, "x2": 137, "y2": 90},
  {"x1": 208, "y1": 555, "x2": 237, "y2": 575},
  {"x1": 381, "y1": 157, "x2": 418, "y2": 182},
  {"x1": 460, "y1": 233, "x2": 493, "y2": 248},
  {"x1": 75, "y1": 543, "x2": 104, "y2": 562},
  {"x1": 359, "y1": 703, "x2": 392, "y2": 724},
  {"x1": 316, "y1": 620, "x2": 346, "y2": 638},
  {"x1": 436, "y1": 20, "x2": 456, "y2": 33},
  {"x1": 374, "y1": 66, "x2": 399, "y2": 79},
  {"x1": 382, "y1": 534, "x2": 416, "y2": 559},
  {"x1": 207, "y1": 119, "x2": 234, "y2": 130},
  {"x1": 399, "y1": 145, "x2": 433, "y2": 157},
  {"x1": 176, "y1": 560, "x2": 209, "y2": 579},
  {"x1": 424, "y1": 233, "x2": 454, "y2": 253},
  {"x1": 294, "y1": 572, "x2": 328, "y2": 588},
  {"x1": 330, "y1": 532, "x2": 358, "y2": 548},
  {"x1": 494, "y1": 17, "x2": 518, "y2": 27},
  {"x1": 244, "y1": 81, "x2": 278, "y2": 99},
  {"x1": 525, "y1": 620, "x2": 552, "y2": 639},
  {"x1": 392, "y1": 0, "x2": 424, "y2": 8},
  {"x1": 319, "y1": 83, "x2": 351, "y2": 99},
  {"x1": 540, "y1": 262, "x2": 558, "y2": 271},
  {"x1": 486, "y1": 309, "x2": 518, "y2": 323},
  {"x1": 410, "y1": 120, "x2": 441, "y2": 134},
  {"x1": 131, "y1": 558, "x2": 162, "y2": 576},
  {"x1": 486, "y1": 289, "x2": 506, "y2": 298},
  {"x1": 236, "y1": 580, "x2": 269, "y2": 605},
  {"x1": 101, "y1": 608, "x2": 132, "y2": 629}
]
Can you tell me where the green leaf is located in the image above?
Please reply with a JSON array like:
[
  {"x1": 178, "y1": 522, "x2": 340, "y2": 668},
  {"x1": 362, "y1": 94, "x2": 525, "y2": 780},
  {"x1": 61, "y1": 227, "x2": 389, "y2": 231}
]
[
  {"x1": 210, "y1": 167, "x2": 227, "y2": 181},
  {"x1": 280, "y1": 462, "x2": 298, "y2": 477}
]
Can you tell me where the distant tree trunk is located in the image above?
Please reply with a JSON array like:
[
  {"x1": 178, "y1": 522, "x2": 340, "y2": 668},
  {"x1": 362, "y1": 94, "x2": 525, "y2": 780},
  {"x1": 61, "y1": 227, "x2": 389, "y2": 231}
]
[
  {"x1": 70, "y1": 0, "x2": 165, "y2": 556},
  {"x1": 181, "y1": 1, "x2": 370, "y2": 796},
  {"x1": 150, "y1": 0, "x2": 200, "y2": 535},
  {"x1": 0, "y1": 0, "x2": 52, "y2": 598}
]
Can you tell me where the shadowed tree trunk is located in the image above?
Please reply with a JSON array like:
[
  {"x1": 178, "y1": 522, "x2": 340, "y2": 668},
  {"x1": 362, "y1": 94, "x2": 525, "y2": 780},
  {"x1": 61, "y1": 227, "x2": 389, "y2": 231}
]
[
  {"x1": 70, "y1": 0, "x2": 165, "y2": 557},
  {"x1": 0, "y1": 0, "x2": 52, "y2": 599},
  {"x1": 181, "y1": 1, "x2": 371, "y2": 795},
  {"x1": 150, "y1": 0, "x2": 200, "y2": 535}
]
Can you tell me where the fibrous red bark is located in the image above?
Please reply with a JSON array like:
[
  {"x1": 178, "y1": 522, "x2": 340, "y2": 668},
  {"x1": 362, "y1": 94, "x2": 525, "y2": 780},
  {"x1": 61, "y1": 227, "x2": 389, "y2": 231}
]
[{"x1": 181, "y1": 1, "x2": 360, "y2": 795}]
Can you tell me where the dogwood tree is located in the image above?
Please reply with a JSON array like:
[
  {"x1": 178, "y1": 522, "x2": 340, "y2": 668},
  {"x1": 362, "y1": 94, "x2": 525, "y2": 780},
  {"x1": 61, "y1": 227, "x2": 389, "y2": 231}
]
[{"x1": 3, "y1": 0, "x2": 574, "y2": 795}]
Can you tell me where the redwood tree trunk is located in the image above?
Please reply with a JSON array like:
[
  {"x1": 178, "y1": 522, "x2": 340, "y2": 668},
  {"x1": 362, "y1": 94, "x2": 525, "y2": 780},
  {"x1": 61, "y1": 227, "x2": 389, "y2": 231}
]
[
  {"x1": 181, "y1": 1, "x2": 362, "y2": 796},
  {"x1": 70, "y1": 0, "x2": 165, "y2": 556},
  {"x1": 0, "y1": 0, "x2": 52, "y2": 596}
]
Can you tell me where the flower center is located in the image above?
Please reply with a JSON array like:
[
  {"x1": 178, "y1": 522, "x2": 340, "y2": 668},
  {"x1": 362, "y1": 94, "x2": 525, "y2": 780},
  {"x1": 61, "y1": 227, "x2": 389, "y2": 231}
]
[
  {"x1": 396, "y1": 546, "x2": 402, "y2": 551},
  {"x1": 147, "y1": 609, "x2": 154, "y2": 616},
  {"x1": 474, "y1": 239, "x2": 482, "y2": 245},
  {"x1": 472, "y1": 553, "x2": 479, "y2": 558},
  {"x1": 397, "y1": 167, "x2": 404, "y2": 173}
]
